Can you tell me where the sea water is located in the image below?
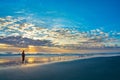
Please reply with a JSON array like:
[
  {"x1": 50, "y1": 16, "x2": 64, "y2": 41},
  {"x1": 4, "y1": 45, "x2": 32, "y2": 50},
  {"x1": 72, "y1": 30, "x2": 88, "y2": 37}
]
[{"x1": 0, "y1": 52, "x2": 120, "y2": 69}]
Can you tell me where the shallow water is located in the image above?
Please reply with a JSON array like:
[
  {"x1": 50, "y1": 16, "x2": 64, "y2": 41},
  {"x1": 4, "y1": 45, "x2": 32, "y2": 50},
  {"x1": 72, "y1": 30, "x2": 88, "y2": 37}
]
[
  {"x1": 0, "y1": 55, "x2": 80, "y2": 68},
  {"x1": 0, "y1": 53, "x2": 120, "y2": 69}
]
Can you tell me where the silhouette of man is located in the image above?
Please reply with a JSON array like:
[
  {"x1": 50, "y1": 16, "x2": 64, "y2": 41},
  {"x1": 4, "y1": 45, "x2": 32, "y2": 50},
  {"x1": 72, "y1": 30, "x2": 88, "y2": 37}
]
[{"x1": 22, "y1": 50, "x2": 25, "y2": 63}]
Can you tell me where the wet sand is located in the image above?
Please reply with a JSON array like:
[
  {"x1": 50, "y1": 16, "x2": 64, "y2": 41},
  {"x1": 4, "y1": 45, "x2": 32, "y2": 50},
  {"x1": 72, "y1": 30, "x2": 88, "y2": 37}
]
[{"x1": 0, "y1": 56, "x2": 120, "y2": 80}]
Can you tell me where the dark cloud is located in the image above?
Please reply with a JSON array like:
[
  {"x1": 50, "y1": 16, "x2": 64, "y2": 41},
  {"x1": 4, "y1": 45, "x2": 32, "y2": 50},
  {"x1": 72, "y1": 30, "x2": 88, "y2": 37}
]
[{"x1": 0, "y1": 36, "x2": 53, "y2": 47}]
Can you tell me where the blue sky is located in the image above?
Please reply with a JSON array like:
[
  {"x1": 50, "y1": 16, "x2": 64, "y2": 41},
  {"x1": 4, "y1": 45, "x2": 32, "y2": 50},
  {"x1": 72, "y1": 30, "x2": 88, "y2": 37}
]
[
  {"x1": 27, "y1": 0, "x2": 120, "y2": 31},
  {"x1": 29, "y1": 0, "x2": 119, "y2": 31},
  {"x1": 0, "y1": 0, "x2": 120, "y2": 52},
  {"x1": 0, "y1": 0, "x2": 120, "y2": 31}
]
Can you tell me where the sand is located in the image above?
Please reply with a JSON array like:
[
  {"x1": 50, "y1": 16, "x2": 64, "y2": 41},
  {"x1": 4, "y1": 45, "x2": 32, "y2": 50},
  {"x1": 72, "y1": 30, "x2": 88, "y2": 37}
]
[{"x1": 0, "y1": 56, "x2": 120, "y2": 80}]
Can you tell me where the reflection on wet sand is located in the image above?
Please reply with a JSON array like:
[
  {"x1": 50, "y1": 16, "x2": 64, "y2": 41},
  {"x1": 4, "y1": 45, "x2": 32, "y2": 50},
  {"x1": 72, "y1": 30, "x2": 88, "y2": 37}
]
[
  {"x1": 0, "y1": 56, "x2": 80, "y2": 68},
  {"x1": 0, "y1": 59, "x2": 10, "y2": 64},
  {"x1": 27, "y1": 58, "x2": 35, "y2": 63},
  {"x1": 26, "y1": 56, "x2": 80, "y2": 64},
  {"x1": 1, "y1": 53, "x2": 120, "y2": 68}
]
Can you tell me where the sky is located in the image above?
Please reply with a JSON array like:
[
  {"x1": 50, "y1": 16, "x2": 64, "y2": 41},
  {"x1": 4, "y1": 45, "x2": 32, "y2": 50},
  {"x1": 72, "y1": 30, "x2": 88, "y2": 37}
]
[{"x1": 0, "y1": 0, "x2": 120, "y2": 53}]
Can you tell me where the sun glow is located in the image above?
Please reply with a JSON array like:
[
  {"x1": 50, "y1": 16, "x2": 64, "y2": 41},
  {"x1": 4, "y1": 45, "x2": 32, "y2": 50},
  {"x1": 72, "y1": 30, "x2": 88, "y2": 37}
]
[
  {"x1": 27, "y1": 58, "x2": 35, "y2": 63},
  {"x1": 0, "y1": 59, "x2": 10, "y2": 63},
  {"x1": 0, "y1": 44, "x2": 12, "y2": 49},
  {"x1": 41, "y1": 58, "x2": 49, "y2": 62},
  {"x1": 27, "y1": 45, "x2": 38, "y2": 53}
]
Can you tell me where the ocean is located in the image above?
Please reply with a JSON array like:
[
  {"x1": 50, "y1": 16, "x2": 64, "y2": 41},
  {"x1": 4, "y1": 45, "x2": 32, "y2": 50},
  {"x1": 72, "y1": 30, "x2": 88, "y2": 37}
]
[{"x1": 0, "y1": 52, "x2": 120, "y2": 69}]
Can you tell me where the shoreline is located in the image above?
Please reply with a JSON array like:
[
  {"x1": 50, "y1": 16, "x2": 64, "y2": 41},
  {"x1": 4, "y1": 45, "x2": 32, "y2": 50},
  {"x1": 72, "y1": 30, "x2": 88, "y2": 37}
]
[{"x1": 0, "y1": 54, "x2": 120, "y2": 70}]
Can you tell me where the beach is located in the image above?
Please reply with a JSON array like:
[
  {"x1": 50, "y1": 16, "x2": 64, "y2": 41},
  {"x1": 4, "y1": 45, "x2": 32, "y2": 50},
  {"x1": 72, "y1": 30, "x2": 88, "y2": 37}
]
[{"x1": 0, "y1": 55, "x2": 120, "y2": 80}]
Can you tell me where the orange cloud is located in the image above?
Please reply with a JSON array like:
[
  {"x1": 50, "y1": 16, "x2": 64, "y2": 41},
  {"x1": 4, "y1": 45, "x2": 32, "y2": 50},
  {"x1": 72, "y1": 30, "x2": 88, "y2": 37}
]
[{"x1": 0, "y1": 44, "x2": 120, "y2": 54}]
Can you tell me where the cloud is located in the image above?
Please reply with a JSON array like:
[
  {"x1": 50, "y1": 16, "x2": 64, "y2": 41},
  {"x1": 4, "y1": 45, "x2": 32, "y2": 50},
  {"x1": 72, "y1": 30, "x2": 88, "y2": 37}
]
[
  {"x1": 0, "y1": 36, "x2": 53, "y2": 47},
  {"x1": 0, "y1": 16, "x2": 120, "y2": 49}
]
